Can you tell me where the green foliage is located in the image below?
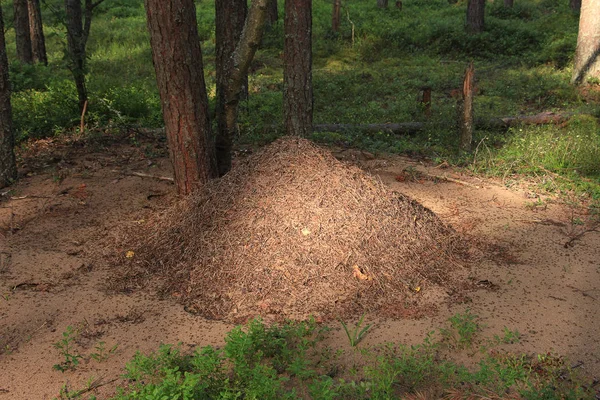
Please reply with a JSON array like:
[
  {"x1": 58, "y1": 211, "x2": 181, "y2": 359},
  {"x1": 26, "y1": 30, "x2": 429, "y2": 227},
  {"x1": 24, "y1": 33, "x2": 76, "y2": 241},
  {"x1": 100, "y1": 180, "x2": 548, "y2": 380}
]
[
  {"x1": 440, "y1": 310, "x2": 481, "y2": 349},
  {"x1": 340, "y1": 314, "x2": 372, "y2": 347},
  {"x1": 52, "y1": 326, "x2": 83, "y2": 372}
]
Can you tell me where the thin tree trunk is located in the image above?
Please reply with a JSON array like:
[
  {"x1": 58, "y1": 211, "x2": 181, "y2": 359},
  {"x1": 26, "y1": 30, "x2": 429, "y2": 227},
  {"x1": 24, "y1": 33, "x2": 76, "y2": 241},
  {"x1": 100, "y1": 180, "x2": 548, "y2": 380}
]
[
  {"x1": 28, "y1": 0, "x2": 47, "y2": 65},
  {"x1": 13, "y1": 0, "x2": 33, "y2": 64},
  {"x1": 144, "y1": 0, "x2": 217, "y2": 194},
  {"x1": 459, "y1": 62, "x2": 475, "y2": 152},
  {"x1": 466, "y1": 0, "x2": 485, "y2": 33},
  {"x1": 332, "y1": 0, "x2": 341, "y2": 32},
  {"x1": 216, "y1": 0, "x2": 269, "y2": 176},
  {"x1": 284, "y1": 0, "x2": 313, "y2": 137},
  {"x1": 572, "y1": 0, "x2": 600, "y2": 84},
  {"x1": 0, "y1": 4, "x2": 17, "y2": 188},
  {"x1": 267, "y1": 0, "x2": 278, "y2": 25},
  {"x1": 570, "y1": 0, "x2": 582, "y2": 13},
  {"x1": 65, "y1": 0, "x2": 87, "y2": 113},
  {"x1": 215, "y1": 0, "x2": 247, "y2": 176},
  {"x1": 504, "y1": 0, "x2": 514, "y2": 7},
  {"x1": 377, "y1": 0, "x2": 388, "y2": 8}
]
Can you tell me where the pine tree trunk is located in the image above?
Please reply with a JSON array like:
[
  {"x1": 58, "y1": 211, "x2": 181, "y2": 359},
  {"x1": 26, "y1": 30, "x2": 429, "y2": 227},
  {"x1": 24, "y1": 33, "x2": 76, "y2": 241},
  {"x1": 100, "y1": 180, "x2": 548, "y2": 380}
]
[
  {"x1": 267, "y1": 0, "x2": 278, "y2": 25},
  {"x1": 466, "y1": 0, "x2": 485, "y2": 33},
  {"x1": 0, "y1": 5, "x2": 17, "y2": 188},
  {"x1": 504, "y1": 0, "x2": 514, "y2": 7},
  {"x1": 570, "y1": 0, "x2": 582, "y2": 13},
  {"x1": 28, "y1": 0, "x2": 47, "y2": 65},
  {"x1": 572, "y1": 0, "x2": 600, "y2": 84},
  {"x1": 13, "y1": 0, "x2": 33, "y2": 64},
  {"x1": 144, "y1": 0, "x2": 217, "y2": 194},
  {"x1": 215, "y1": 0, "x2": 247, "y2": 176},
  {"x1": 65, "y1": 0, "x2": 87, "y2": 113},
  {"x1": 284, "y1": 0, "x2": 313, "y2": 137},
  {"x1": 332, "y1": 0, "x2": 341, "y2": 32},
  {"x1": 377, "y1": 0, "x2": 388, "y2": 8}
]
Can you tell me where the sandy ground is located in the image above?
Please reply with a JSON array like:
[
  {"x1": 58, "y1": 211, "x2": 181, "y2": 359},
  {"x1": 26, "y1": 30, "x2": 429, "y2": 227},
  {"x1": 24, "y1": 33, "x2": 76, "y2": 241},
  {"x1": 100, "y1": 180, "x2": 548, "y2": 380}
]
[{"x1": 0, "y1": 138, "x2": 598, "y2": 399}]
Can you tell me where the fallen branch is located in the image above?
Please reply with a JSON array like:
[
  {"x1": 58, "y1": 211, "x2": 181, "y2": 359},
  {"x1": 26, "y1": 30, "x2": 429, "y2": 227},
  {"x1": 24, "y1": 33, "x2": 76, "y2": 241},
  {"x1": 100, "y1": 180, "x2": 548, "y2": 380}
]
[
  {"x1": 564, "y1": 226, "x2": 599, "y2": 248},
  {"x1": 111, "y1": 170, "x2": 174, "y2": 182},
  {"x1": 426, "y1": 173, "x2": 481, "y2": 189}
]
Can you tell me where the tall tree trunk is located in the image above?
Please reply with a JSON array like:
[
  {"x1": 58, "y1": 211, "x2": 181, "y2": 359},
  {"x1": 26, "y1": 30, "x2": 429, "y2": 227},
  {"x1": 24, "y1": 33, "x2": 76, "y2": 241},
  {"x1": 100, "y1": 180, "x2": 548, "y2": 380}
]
[
  {"x1": 216, "y1": 0, "x2": 269, "y2": 176},
  {"x1": 572, "y1": 0, "x2": 600, "y2": 84},
  {"x1": 504, "y1": 0, "x2": 514, "y2": 7},
  {"x1": 466, "y1": 0, "x2": 485, "y2": 33},
  {"x1": 332, "y1": 0, "x2": 341, "y2": 32},
  {"x1": 65, "y1": 0, "x2": 87, "y2": 113},
  {"x1": 28, "y1": 0, "x2": 47, "y2": 65},
  {"x1": 144, "y1": 0, "x2": 217, "y2": 194},
  {"x1": 215, "y1": 0, "x2": 247, "y2": 176},
  {"x1": 377, "y1": 0, "x2": 388, "y2": 8},
  {"x1": 284, "y1": 0, "x2": 313, "y2": 137},
  {"x1": 570, "y1": 0, "x2": 582, "y2": 13},
  {"x1": 13, "y1": 0, "x2": 33, "y2": 64},
  {"x1": 0, "y1": 5, "x2": 17, "y2": 188},
  {"x1": 267, "y1": 0, "x2": 278, "y2": 25}
]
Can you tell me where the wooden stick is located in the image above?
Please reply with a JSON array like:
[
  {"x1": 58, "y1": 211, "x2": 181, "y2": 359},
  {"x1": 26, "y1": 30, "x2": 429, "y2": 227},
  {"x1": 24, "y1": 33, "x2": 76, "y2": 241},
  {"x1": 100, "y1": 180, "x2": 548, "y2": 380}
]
[
  {"x1": 80, "y1": 99, "x2": 88, "y2": 134},
  {"x1": 111, "y1": 170, "x2": 174, "y2": 182}
]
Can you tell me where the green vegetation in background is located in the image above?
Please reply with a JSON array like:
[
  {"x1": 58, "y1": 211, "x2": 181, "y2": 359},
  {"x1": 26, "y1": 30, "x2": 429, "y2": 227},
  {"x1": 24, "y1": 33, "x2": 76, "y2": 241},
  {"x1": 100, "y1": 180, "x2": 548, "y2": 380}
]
[
  {"x1": 2, "y1": 0, "x2": 598, "y2": 197},
  {"x1": 103, "y1": 316, "x2": 594, "y2": 400}
]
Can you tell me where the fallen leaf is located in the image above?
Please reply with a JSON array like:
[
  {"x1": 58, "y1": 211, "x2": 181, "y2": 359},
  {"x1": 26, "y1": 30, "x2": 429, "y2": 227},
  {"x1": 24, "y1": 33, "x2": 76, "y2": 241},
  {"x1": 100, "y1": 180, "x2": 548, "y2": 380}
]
[
  {"x1": 301, "y1": 228, "x2": 311, "y2": 236},
  {"x1": 352, "y1": 265, "x2": 371, "y2": 281},
  {"x1": 125, "y1": 251, "x2": 135, "y2": 258}
]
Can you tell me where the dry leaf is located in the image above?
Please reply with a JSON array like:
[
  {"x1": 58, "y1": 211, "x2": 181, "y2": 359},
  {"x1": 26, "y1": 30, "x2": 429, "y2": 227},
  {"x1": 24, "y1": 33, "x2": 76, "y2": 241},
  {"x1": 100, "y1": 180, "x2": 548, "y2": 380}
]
[
  {"x1": 125, "y1": 250, "x2": 135, "y2": 258},
  {"x1": 352, "y1": 265, "x2": 371, "y2": 281},
  {"x1": 301, "y1": 228, "x2": 311, "y2": 236}
]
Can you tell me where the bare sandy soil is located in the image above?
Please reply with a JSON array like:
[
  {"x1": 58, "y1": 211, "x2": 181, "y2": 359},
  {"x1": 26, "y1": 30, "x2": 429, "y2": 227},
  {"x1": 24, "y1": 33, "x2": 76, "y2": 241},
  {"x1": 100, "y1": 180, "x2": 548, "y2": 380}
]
[{"x1": 0, "y1": 137, "x2": 598, "y2": 399}]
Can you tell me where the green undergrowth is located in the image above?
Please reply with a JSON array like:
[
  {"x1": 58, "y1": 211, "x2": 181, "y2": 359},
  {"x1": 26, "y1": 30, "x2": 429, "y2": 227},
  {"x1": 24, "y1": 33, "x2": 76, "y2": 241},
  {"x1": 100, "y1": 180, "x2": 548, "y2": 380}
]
[{"x1": 105, "y1": 313, "x2": 594, "y2": 400}]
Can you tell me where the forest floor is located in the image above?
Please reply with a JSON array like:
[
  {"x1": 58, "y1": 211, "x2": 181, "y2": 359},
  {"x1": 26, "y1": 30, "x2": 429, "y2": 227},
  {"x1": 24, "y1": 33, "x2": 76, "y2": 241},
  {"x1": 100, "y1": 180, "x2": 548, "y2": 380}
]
[{"x1": 0, "y1": 135, "x2": 599, "y2": 399}]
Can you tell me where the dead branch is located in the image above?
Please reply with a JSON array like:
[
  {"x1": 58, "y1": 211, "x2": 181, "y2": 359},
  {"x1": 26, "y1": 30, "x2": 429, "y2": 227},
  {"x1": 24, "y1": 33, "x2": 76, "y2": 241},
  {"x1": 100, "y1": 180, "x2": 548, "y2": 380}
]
[
  {"x1": 564, "y1": 225, "x2": 599, "y2": 248},
  {"x1": 111, "y1": 170, "x2": 174, "y2": 182}
]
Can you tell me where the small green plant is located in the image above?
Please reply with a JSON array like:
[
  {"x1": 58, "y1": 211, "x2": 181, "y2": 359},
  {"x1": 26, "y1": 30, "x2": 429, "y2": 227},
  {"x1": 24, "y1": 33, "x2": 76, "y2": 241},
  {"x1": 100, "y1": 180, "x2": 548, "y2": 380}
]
[
  {"x1": 440, "y1": 310, "x2": 481, "y2": 349},
  {"x1": 340, "y1": 314, "x2": 372, "y2": 347},
  {"x1": 90, "y1": 341, "x2": 119, "y2": 363},
  {"x1": 53, "y1": 326, "x2": 83, "y2": 372}
]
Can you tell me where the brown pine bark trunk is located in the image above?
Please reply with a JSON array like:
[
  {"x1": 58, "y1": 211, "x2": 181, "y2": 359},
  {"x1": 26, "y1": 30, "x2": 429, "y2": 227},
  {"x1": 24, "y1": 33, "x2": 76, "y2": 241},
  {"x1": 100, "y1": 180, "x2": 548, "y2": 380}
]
[
  {"x1": 0, "y1": 5, "x2": 17, "y2": 188},
  {"x1": 267, "y1": 0, "x2": 278, "y2": 25},
  {"x1": 459, "y1": 62, "x2": 475, "y2": 152},
  {"x1": 65, "y1": 0, "x2": 87, "y2": 113},
  {"x1": 504, "y1": 0, "x2": 514, "y2": 7},
  {"x1": 215, "y1": 0, "x2": 269, "y2": 176},
  {"x1": 215, "y1": 0, "x2": 247, "y2": 176},
  {"x1": 13, "y1": 0, "x2": 33, "y2": 64},
  {"x1": 572, "y1": 0, "x2": 600, "y2": 84},
  {"x1": 284, "y1": 0, "x2": 313, "y2": 137},
  {"x1": 570, "y1": 0, "x2": 582, "y2": 13},
  {"x1": 28, "y1": 0, "x2": 47, "y2": 65},
  {"x1": 144, "y1": 0, "x2": 217, "y2": 194},
  {"x1": 377, "y1": 0, "x2": 389, "y2": 8},
  {"x1": 332, "y1": 0, "x2": 341, "y2": 32},
  {"x1": 466, "y1": 0, "x2": 485, "y2": 33}
]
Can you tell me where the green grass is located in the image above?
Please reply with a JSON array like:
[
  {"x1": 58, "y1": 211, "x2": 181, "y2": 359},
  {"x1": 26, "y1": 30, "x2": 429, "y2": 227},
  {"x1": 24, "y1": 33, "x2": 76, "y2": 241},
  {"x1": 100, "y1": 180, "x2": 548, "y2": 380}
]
[
  {"x1": 2, "y1": 0, "x2": 599, "y2": 197},
  {"x1": 106, "y1": 317, "x2": 595, "y2": 399}
]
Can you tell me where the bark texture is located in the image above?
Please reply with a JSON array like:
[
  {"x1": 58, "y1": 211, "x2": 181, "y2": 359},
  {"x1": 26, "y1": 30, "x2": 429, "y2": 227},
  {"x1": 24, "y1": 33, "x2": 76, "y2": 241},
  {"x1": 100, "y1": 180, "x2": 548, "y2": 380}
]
[
  {"x1": 267, "y1": 0, "x2": 278, "y2": 25},
  {"x1": 215, "y1": 0, "x2": 268, "y2": 176},
  {"x1": 572, "y1": 0, "x2": 600, "y2": 84},
  {"x1": 377, "y1": 0, "x2": 388, "y2": 8},
  {"x1": 13, "y1": 0, "x2": 33, "y2": 64},
  {"x1": 215, "y1": 0, "x2": 247, "y2": 176},
  {"x1": 0, "y1": 5, "x2": 17, "y2": 188},
  {"x1": 332, "y1": 0, "x2": 341, "y2": 32},
  {"x1": 144, "y1": 0, "x2": 217, "y2": 194},
  {"x1": 28, "y1": 0, "x2": 47, "y2": 64},
  {"x1": 284, "y1": 0, "x2": 313, "y2": 137},
  {"x1": 466, "y1": 0, "x2": 485, "y2": 33}
]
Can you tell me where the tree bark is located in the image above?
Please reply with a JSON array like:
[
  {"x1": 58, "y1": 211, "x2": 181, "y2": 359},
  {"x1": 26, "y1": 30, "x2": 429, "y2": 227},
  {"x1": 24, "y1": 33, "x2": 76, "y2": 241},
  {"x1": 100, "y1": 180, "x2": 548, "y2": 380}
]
[
  {"x1": 144, "y1": 0, "x2": 217, "y2": 194},
  {"x1": 284, "y1": 0, "x2": 313, "y2": 137},
  {"x1": 570, "y1": 0, "x2": 582, "y2": 13},
  {"x1": 13, "y1": 0, "x2": 33, "y2": 64},
  {"x1": 377, "y1": 0, "x2": 388, "y2": 8},
  {"x1": 332, "y1": 0, "x2": 341, "y2": 32},
  {"x1": 267, "y1": 0, "x2": 278, "y2": 25},
  {"x1": 459, "y1": 62, "x2": 475, "y2": 152},
  {"x1": 466, "y1": 0, "x2": 485, "y2": 33},
  {"x1": 0, "y1": 5, "x2": 17, "y2": 188},
  {"x1": 28, "y1": 0, "x2": 47, "y2": 65},
  {"x1": 504, "y1": 0, "x2": 514, "y2": 7},
  {"x1": 215, "y1": 0, "x2": 247, "y2": 176},
  {"x1": 65, "y1": 0, "x2": 87, "y2": 113},
  {"x1": 572, "y1": 0, "x2": 600, "y2": 84}
]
